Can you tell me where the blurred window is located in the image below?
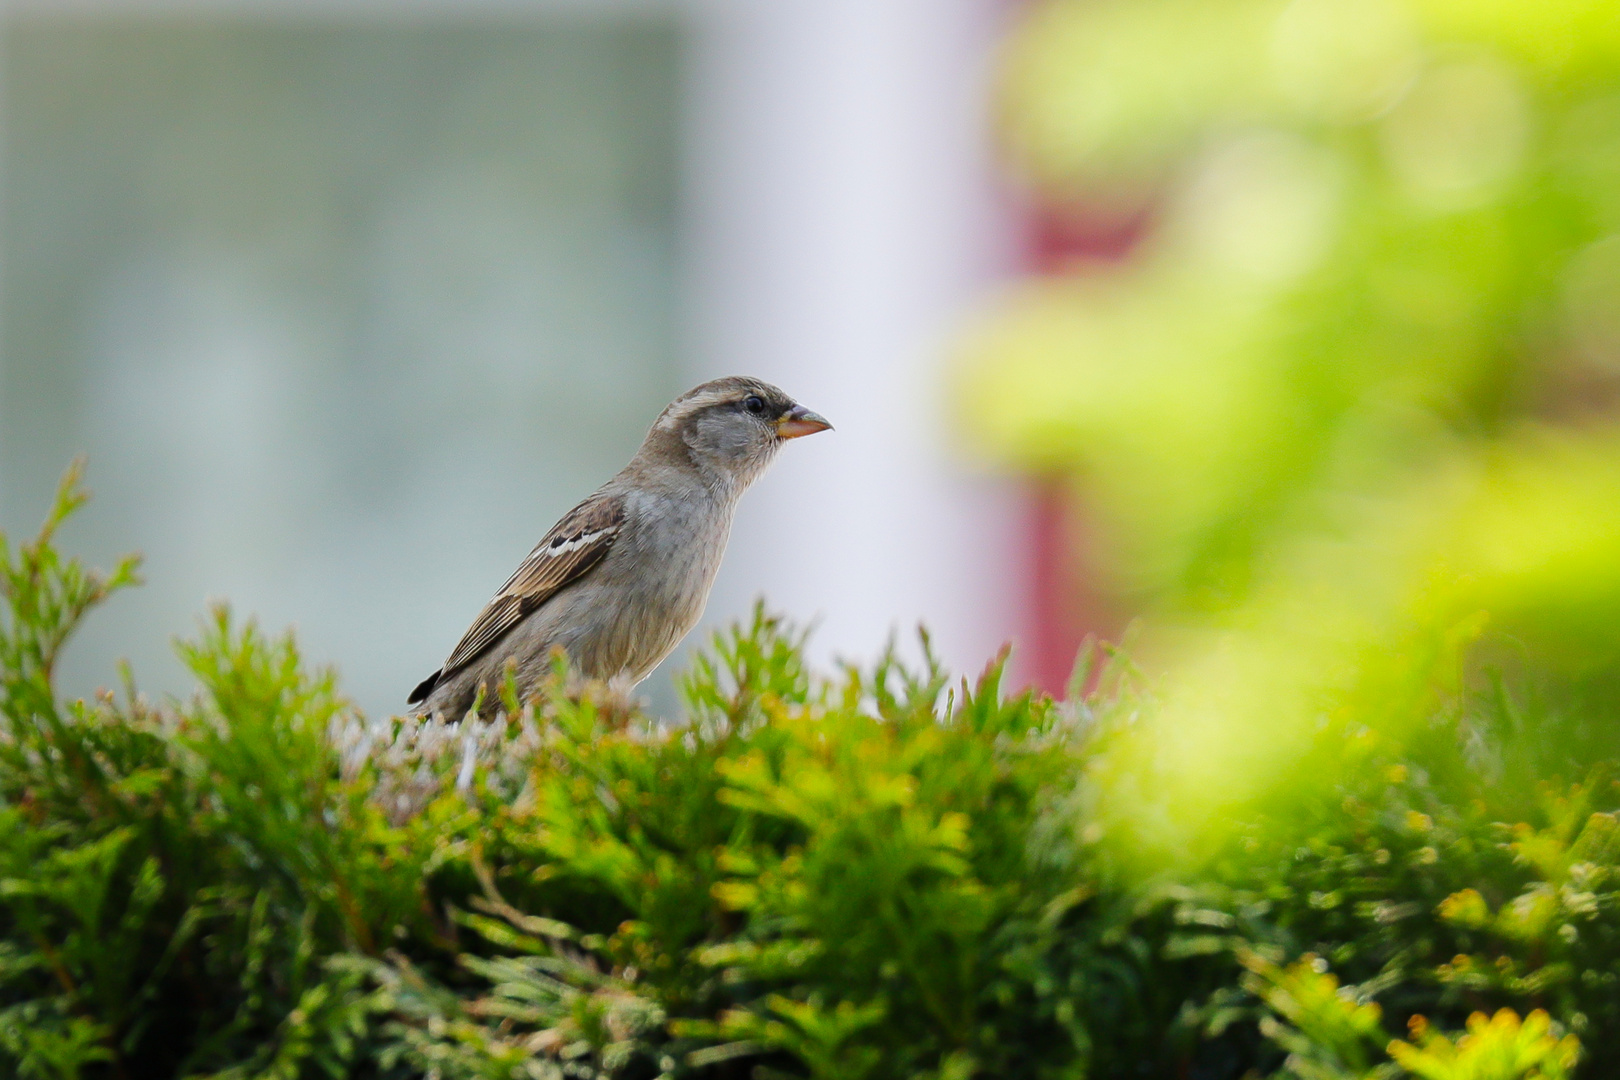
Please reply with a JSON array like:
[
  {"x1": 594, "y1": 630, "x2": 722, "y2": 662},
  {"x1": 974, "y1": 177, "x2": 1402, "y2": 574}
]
[{"x1": 0, "y1": 14, "x2": 681, "y2": 714}]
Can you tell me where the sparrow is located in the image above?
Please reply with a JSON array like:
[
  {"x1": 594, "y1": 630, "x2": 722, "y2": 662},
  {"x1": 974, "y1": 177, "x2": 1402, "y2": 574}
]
[{"x1": 408, "y1": 376, "x2": 832, "y2": 719}]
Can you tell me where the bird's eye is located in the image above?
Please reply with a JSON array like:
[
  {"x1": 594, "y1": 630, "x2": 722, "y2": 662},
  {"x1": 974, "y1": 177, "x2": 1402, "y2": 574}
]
[{"x1": 743, "y1": 395, "x2": 767, "y2": 415}]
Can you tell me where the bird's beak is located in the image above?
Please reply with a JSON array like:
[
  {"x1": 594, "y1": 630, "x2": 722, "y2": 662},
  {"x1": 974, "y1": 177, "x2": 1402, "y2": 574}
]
[{"x1": 776, "y1": 404, "x2": 833, "y2": 440}]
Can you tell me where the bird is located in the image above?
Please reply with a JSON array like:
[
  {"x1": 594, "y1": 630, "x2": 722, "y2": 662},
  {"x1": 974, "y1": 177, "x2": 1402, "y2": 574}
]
[{"x1": 408, "y1": 375, "x2": 831, "y2": 719}]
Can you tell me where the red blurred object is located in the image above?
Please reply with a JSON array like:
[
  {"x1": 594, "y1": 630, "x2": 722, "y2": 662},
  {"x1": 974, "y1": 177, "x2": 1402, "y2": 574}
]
[
  {"x1": 1025, "y1": 474, "x2": 1086, "y2": 695},
  {"x1": 1028, "y1": 200, "x2": 1149, "y2": 273},
  {"x1": 1017, "y1": 199, "x2": 1145, "y2": 695}
]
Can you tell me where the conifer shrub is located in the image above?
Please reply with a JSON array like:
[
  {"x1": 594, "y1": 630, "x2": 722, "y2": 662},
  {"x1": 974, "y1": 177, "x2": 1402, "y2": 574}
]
[{"x1": 3, "y1": 467, "x2": 1619, "y2": 1080}]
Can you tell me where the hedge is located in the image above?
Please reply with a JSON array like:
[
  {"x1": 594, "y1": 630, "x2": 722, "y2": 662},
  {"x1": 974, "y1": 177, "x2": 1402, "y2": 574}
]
[{"x1": 1, "y1": 468, "x2": 1615, "y2": 1080}]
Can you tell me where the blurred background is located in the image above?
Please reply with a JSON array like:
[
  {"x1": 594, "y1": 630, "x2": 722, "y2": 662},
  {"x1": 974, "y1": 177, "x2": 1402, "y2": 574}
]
[
  {"x1": 962, "y1": 0, "x2": 1620, "y2": 832},
  {"x1": 5, "y1": 0, "x2": 1620, "y2": 772},
  {"x1": 0, "y1": 0, "x2": 1023, "y2": 717}
]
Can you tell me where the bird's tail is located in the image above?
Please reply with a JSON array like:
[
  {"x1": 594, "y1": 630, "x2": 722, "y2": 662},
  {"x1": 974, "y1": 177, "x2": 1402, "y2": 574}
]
[{"x1": 407, "y1": 669, "x2": 441, "y2": 706}]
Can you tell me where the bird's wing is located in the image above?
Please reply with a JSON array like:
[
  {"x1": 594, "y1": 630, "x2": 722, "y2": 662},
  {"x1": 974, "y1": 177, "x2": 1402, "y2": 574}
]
[{"x1": 437, "y1": 491, "x2": 626, "y2": 679}]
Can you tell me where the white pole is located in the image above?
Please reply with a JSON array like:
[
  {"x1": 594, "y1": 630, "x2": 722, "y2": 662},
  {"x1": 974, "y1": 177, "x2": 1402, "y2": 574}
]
[{"x1": 681, "y1": 0, "x2": 1025, "y2": 684}]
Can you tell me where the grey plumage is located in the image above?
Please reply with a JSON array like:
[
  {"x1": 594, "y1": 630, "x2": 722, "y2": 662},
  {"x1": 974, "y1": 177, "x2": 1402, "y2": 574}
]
[{"x1": 409, "y1": 376, "x2": 830, "y2": 719}]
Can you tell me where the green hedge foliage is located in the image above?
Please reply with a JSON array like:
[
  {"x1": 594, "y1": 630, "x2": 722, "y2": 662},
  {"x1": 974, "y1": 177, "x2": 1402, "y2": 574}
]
[{"x1": 3, "y1": 468, "x2": 1619, "y2": 1080}]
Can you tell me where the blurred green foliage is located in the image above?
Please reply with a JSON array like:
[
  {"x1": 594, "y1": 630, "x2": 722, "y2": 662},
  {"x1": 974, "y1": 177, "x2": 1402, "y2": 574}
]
[
  {"x1": 960, "y1": 0, "x2": 1620, "y2": 840},
  {"x1": 8, "y1": 473, "x2": 1620, "y2": 1078}
]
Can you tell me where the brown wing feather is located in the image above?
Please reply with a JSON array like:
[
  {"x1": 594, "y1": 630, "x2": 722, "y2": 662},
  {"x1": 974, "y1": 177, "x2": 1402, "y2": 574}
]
[{"x1": 435, "y1": 492, "x2": 625, "y2": 683}]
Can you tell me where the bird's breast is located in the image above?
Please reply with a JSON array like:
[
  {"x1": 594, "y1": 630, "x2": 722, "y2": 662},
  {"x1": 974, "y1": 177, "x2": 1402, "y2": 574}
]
[
  {"x1": 632, "y1": 494, "x2": 731, "y2": 617},
  {"x1": 582, "y1": 488, "x2": 732, "y2": 682}
]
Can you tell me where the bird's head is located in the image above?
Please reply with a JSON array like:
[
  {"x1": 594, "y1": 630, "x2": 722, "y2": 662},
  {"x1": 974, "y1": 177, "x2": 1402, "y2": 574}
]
[{"x1": 649, "y1": 376, "x2": 832, "y2": 490}]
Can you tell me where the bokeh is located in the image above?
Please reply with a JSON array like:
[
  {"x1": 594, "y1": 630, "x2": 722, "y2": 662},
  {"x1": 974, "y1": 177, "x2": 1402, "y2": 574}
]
[
  {"x1": 961, "y1": 0, "x2": 1620, "y2": 851},
  {"x1": 8, "y1": 0, "x2": 1618, "y2": 855}
]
